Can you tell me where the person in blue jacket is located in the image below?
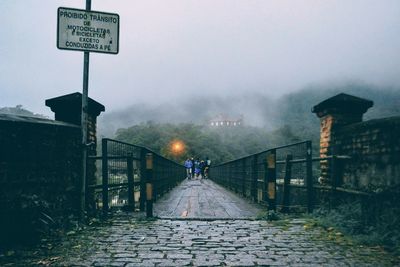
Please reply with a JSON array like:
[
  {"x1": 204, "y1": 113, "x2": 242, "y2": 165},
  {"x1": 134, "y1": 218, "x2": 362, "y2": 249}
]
[
  {"x1": 184, "y1": 158, "x2": 193, "y2": 179},
  {"x1": 194, "y1": 158, "x2": 201, "y2": 178}
]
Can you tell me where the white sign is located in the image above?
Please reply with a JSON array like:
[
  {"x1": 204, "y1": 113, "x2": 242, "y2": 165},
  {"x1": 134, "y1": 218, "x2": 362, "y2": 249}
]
[{"x1": 57, "y1": 7, "x2": 119, "y2": 54}]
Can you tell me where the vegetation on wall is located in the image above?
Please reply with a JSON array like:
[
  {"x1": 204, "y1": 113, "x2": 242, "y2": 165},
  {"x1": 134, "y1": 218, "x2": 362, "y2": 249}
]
[{"x1": 313, "y1": 190, "x2": 400, "y2": 256}]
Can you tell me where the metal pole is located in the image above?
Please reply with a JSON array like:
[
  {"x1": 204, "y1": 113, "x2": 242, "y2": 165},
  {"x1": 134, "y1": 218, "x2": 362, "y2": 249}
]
[
  {"x1": 127, "y1": 154, "x2": 135, "y2": 211},
  {"x1": 139, "y1": 149, "x2": 147, "y2": 211},
  {"x1": 266, "y1": 150, "x2": 277, "y2": 211},
  {"x1": 80, "y1": 0, "x2": 91, "y2": 218},
  {"x1": 251, "y1": 154, "x2": 258, "y2": 201},
  {"x1": 306, "y1": 141, "x2": 314, "y2": 213},
  {"x1": 102, "y1": 139, "x2": 109, "y2": 215},
  {"x1": 146, "y1": 153, "x2": 154, "y2": 218},
  {"x1": 282, "y1": 154, "x2": 293, "y2": 213}
]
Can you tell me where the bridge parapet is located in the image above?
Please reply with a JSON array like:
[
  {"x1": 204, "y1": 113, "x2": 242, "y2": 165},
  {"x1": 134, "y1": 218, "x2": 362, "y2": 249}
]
[
  {"x1": 312, "y1": 93, "x2": 373, "y2": 184},
  {"x1": 312, "y1": 93, "x2": 400, "y2": 192}
]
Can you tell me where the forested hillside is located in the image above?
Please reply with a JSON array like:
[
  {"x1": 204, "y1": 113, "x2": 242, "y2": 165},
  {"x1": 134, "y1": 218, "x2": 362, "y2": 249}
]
[
  {"x1": 110, "y1": 83, "x2": 400, "y2": 164},
  {"x1": 115, "y1": 122, "x2": 303, "y2": 164},
  {"x1": 275, "y1": 82, "x2": 400, "y2": 144},
  {"x1": 2, "y1": 83, "x2": 398, "y2": 164},
  {"x1": 100, "y1": 82, "x2": 400, "y2": 136}
]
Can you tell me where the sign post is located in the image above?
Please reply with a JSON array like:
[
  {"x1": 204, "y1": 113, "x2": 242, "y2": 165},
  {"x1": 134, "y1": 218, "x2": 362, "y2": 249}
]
[
  {"x1": 57, "y1": 6, "x2": 119, "y2": 54},
  {"x1": 81, "y1": 0, "x2": 91, "y2": 219},
  {"x1": 57, "y1": 1, "x2": 119, "y2": 218}
]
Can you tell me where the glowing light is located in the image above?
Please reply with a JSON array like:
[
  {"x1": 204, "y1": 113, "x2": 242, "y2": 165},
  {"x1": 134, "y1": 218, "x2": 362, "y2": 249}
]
[{"x1": 170, "y1": 140, "x2": 185, "y2": 155}]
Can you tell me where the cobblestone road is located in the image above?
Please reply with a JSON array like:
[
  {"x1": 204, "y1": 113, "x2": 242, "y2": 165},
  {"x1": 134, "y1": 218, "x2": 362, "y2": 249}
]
[
  {"x1": 1, "y1": 214, "x2": 397, "y2": 266},
  {"x1": 1, "y1": 179, "x2": 398, "y2": 266}
]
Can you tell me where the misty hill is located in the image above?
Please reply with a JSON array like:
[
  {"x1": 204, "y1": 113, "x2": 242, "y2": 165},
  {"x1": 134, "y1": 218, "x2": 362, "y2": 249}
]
[
  {"x1": 98, "y1": 82, "x2": 400, "y2": 139},
  {"x1": 114, "y1": 122, "x2": 304, "y2": 164},
  {"x1": 108, "y1": 82, "x2": 399, "y2": 164},
  {"x1": 275, "y1": 82, "x2": 400, "y2": 144},
  {"x1": 0, "y1": 105, "x2": 47, "y2": 119},
  {"x1": 98, "y1": 93, "x2": 277, "y2": 138}
]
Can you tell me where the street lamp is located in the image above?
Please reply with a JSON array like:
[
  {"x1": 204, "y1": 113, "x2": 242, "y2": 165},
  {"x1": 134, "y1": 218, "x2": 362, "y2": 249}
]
[{"x1": 170, "y1": 140, "x2": 185, "y2": 155}]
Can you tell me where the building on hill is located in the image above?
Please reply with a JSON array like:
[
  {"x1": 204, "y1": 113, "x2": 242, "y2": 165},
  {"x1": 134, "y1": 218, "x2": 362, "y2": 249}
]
[{"x1": 209, "y1": 114, "x2": 244, "y2": 127}]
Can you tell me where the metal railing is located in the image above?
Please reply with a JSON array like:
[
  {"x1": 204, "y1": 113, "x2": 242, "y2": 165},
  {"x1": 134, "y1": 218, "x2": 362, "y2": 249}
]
[
  {"x1": 211, "y1": 141, "x2": 314, "y2": 212},
  {"x1": 88, "y1": 138, "x2": 186, "y2": 215},
  {"x1": 211, "y1": 140, "x2": 358, "y2": 213}
]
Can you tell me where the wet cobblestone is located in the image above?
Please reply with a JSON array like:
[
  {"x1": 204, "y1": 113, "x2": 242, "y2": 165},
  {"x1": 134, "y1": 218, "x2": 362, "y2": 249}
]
[{"x1": 0, "y1": 214, "x2": 398, "y2": 266}]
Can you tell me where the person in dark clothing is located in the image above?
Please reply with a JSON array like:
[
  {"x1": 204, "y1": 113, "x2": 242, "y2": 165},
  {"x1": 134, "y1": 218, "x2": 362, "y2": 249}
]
[
  {"x1": 200, "y1": 160, "x2": 206, "y2": 178},
  {"x1": 190, "y1": 157, "x2": 195, "y2": 179},
  {"x1": 194, "y1": 158, "x2": 201, "y2": 178}
]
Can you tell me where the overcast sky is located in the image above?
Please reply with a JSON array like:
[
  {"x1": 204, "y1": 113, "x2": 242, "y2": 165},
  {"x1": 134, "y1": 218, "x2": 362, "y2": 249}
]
[{"x1": 1, "y1": 0, "x2": 400, "y2": 116}]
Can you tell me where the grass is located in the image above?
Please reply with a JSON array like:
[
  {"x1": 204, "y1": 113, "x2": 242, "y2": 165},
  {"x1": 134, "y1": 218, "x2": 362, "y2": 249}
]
[
  {"x1": 256, "y1": 199, "x2": 400, "y2": 261},
  {"x1": 311, "y1": 200, "x2": 400, "y2": 257},
  {"x1": 256, "y1": 210, "x2": 281, "y2": 221}
]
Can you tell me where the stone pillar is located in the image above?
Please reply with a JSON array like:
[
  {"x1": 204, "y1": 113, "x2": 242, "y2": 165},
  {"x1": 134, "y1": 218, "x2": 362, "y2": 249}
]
[
  {"x1": 45, "y1": 92, "x2": 105, "y2": 152},
  {"x1": 45, "y1": 93, "x2": 105, "y2": 210},
  {"x1": 312, "y1": 93, "x2": 373, "y2": 184}
]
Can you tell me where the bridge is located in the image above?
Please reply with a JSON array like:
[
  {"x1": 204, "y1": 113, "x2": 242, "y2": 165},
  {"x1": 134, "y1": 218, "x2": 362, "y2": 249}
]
[
  {"x1": 88, "y1": 138, "x2": 315, "y2": 217},
  {"x1": 1, "y1": 137, "x2": 395, "y2": 266},
  {"x1": 154, "y1": 179, "x2": 262, "y2": 219}
]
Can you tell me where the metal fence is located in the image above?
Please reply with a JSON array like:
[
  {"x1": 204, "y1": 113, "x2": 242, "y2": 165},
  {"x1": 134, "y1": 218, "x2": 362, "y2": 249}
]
[
  {"x1": 88, "y1": 138, "x2": 186, "y2": 214},
  {"x1": 211, "y1": 140, "x2": 360, "y2": 212},
  {"x1": 211, "y1": 141, "x2": 314, "y2": 212}
]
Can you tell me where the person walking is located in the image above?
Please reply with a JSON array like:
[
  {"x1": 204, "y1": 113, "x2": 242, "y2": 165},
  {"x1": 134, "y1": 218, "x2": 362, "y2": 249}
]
[
  {"x1": 200, "y1": 160, "x2": 206, "y2": 179},
  {"x1": 194, "y1": 158, "x2": 201, "y2": 178},
  {"x1": 184, "y1": 158, "x2": 193, "y2": 179},
  {"x1": 190, "y1": 157, "x2": 195, "y2": 179},
  {"x1": 204, "y1": 157, "x2": 211, "y2": 179}
]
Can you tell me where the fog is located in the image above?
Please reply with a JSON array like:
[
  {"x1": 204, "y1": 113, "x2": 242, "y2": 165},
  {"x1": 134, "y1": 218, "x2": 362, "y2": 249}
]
[
  {"x1": 1, "y1": 1, "x2": 400, "y2": 119},
  {"x1": 98, "y1": 81, "x2": 400, "y2": 137}
]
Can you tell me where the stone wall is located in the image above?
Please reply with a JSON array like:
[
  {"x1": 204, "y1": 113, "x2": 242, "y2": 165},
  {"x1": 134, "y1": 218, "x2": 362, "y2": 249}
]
[
  {"x1": 0, "y1": 115, "x2": 81, "y2": 245},
  {"x1": 313, "y1": 93, "x2": 400, "y2": 193},
  {"x1": 334, "y1": 116, "x2": 400, "y2": 191},
  {"x1": 45, "y1": 92, "x2": 105, "y2": 211}
]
